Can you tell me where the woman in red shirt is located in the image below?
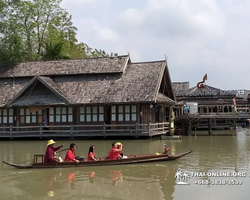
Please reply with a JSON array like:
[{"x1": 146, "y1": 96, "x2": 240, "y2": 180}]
[
  {"x1": 87, "y1": 145, "x2": 97, "y2": 161},
  {"x1": 109, "y1": 142, "x2": 123, "y2": 160}
]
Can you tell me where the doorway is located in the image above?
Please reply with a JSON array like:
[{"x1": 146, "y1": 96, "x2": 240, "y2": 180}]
[
  {"x1": 105, "y1": 106, "x2": 111, "y2": 129},
  {"x1": 42, "y1": 108, "x2": 49, "y2": 130}
]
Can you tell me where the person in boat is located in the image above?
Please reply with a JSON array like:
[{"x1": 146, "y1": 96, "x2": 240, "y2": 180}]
[
  {"x1": 116, "y1": 142, "x2": 123, "y2": 157},
  {"x1": 108, "y1": 142, "x2": 123, "y2": 160},
  {"x1": 154, "y1": 144, "x2": 170, "y2": 155},
  {"x1": 64, "y1": 143, "x2": 80, "y2": 163},
  {"x1": 44, "y1": 139, "x2": 64, "y2": 163},
  {"x1": 163, "y1": 144, "x2": 170, "y2": 154},
  {"x1": 87, "y1": 145, "x2": 97, "y2": 161}
]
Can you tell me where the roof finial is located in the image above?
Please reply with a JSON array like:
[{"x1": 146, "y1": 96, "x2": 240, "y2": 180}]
[
  {"x1": 164, "y1": 54, "x2": 168, "y2": 61},
  {"x1": 127, "y1": 51, "x2": 130, "y2": 57}
]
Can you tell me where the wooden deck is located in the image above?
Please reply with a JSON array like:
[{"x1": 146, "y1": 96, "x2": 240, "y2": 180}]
[
  {"x1": 0, "y1": 122, "x2": 169, "y2": 139},
  {"x1": 175, "y1": 113, "x2": 250, "y2": 135},
  {"x1": 176, "y1": 113, "x2": 250, "y2": 119}
]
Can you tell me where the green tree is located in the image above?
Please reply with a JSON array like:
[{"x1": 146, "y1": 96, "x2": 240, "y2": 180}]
[{"x1": 0, "y1": 0, "x2": 118, "y2": 64}]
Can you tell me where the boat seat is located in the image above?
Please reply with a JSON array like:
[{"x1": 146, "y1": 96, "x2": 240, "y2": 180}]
[{"x1": 33, "y1": 154, "x2": 44, "y2": 163}]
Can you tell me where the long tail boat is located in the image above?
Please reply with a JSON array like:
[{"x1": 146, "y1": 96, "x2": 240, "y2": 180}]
[{"x1": 2, "y1": 150, "x2": 192, "y2": 169}]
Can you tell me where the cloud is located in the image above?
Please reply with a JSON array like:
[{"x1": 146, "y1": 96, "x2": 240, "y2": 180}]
[
  {"x1": 61, "y1": 0, "x2": 98, "y2": 7},
  {"x1": 62, "y1": 0, "x2": 250, "y2": 89},
  {"x1": 122, "y1": 0, "x2": 226, "y2": 39},
  {"x1": 92, "y1": 26, "x2": 119, "y2": 42}
]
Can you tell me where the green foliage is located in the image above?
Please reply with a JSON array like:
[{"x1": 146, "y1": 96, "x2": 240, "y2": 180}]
[
  {"x1": 0, "y1": 0, "x2": 118, "y2": 65},
  {"x1": 43, "y1": 42, "x2": 67, "y2": 60}
]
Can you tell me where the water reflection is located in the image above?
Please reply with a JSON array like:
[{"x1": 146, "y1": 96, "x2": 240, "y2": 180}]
[
  {"x1": 2, "y1": 130, "x2": 250, "y2": 200},
  {"x1": 0, "y1": 164, "x2": 178, "y2": 200}
]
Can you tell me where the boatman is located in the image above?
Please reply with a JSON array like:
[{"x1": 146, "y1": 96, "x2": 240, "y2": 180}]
[{"x1": 44, "y1": 139, "x2": 64, "y2": 163}]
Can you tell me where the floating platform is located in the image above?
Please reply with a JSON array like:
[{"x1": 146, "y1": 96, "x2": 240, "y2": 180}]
[{"x1": 160, "y1": 135, "x2": 182, "y2": 140}]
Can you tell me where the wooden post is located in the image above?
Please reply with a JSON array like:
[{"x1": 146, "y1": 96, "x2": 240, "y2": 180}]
[
  {"x1": 208, "y1": 118, "x2": 212, "y2": 135},
  {"x1": 10, "y1": 125, "x2": 12, "y2": 140},
  {"x1": 233, "y1": 119, "x2": 236, "y2": 129},
  {"x1": 188, "y1": 118, "x2": 192, "y2": 135},
  {"x1": 103, "y1": 123, "x2": 106, "y2": 138},
  {"x1": 70, "y1": 124, "x2": 73, "y2": 139},
  {"x1": 148, "y1": 122, "x2": 151, "y2": 136},
  {"x1": 135, "y1": 123, "x2": 138, "y2": 138},
  {"x1": 39, "y1": 124, "x2": 42, "y2": 139},
  {"x1": 181, "y1": 120, "x2": 185, "y2": 136}
]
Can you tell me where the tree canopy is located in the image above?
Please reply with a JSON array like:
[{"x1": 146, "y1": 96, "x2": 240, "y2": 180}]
[{"x1": 0, "y1": 0, "x2": 117, "y2": 64}]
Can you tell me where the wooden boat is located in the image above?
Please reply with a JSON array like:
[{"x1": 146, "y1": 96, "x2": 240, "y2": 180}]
[
  {"x1": 2, "y1": 150, "x2": 192, "y2": 169},
  {"x1": 160, "y1": 135, "x2": 182, "y2": 140}
]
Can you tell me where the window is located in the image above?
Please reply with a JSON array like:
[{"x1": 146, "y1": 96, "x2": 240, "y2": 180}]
[
  {"x1": 62, "y1": 107, "x2": 67, "y2": 122},
  {"x1": 53, "y1": 107, "x2": 73, "y2": 123},
  {"x1": 9, "y1": 109, "x2": 13, "y2": 123},
  {"x1": 56, "y1": 107, "x2": 61, "y2": 122},
  {"x1": 131, "y1": 105, "x2": 137, "y2": 121},
  {"x1": 99, "y1": 106, "x2": 104, "y2": 121},
  {"x1": 68, "y1": 107, "x2": 73, "y2": 122},
  {"x1": 20, "y1": 108, "x2": 37, "y2": 124},
  {"x1": 80, "y1": 106, "x2": 105, "y2": 122},
  {"x1": 92, "y1": 106, "x2": 97, "y2": 122},
  {"x1": 86, "y1": 107, "x2": 91, "y2": 122},
  {"x1": 0, "y1": 109, "x2": 13, "y2": 124},
  {"x1": 31, "y1": 111, "x2": 36, "y2": 123},
  {"x1": 80, "y1": 107, "x2": 85, "y2": 122},
  {"x1": 125, "y1": 106, "x2": 130, "y2": 121},
  {"x1": 3, "y1": 109, "x2": 8, "y2": 123},
  {"x1": 116, "y1": 105, "x2": 137, "y2": 122},
  {"x1": 111, "y1": 106, "x2": 116, "y2": 121},
  {"x1": 118, "y1": 106, "x2": 124, "y2": 121},
  {"x1": 49, "y1": 108, "x2": 54, "y2": 122}
]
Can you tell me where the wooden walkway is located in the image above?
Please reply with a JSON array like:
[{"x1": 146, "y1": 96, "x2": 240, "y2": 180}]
[
  {"x1": 0, "y1": 122, "x2": 169, "y2": 139},
  {"x1": 175, "y1": 113, "x2": 250, "y2": 135}
]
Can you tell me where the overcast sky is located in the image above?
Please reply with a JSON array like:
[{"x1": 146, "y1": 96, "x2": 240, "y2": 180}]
[{"x1": 61, "y1": 0, "x2": 250, "y2": 90}]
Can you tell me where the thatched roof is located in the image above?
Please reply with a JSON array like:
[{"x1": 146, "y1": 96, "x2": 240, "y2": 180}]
[
  {"x1": 173, "y1": 83, "x2": 248, "y2": 105},
  {"x1": 0, "y1": 55, "x2": 175, "y2": 107},
  {"x1": 172, "y1": 82, "x2": 189, "y2": 92},
  {"x1": 0, "y1": 55, "x2": 129, "y2": 77}
]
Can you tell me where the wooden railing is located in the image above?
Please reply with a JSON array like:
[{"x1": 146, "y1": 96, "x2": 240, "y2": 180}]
[{"x1": 0, "y1": 122, "x2": 169, "y2": 139}]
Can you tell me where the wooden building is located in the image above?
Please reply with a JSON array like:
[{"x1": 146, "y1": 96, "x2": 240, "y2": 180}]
[
  {"x1": 172, "y1": 75, "x2": 250, "y2": 132},
  {"x1": 0, "y1": 55, "x2": 175, "y2": 138},
  {"x1": 172, "y1": 79, "x2": 249, "y2": 116}
]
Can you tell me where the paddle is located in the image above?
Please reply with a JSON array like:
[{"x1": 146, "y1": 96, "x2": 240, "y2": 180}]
[{"x1": 16, "y1": 148, "x2": 69, "y2": 164}]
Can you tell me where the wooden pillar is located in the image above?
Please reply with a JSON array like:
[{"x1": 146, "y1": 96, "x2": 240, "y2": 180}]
[
  {"x1": 181, "y1": 120, "x2": 185, "y2": 135},
  {"x1": 189, "y1": 118, "x2": 192, "y2": 135},
  {"x1": 214, "y1": 118, "x2": 216, "y2": 129},
  {"x1": 233, "y1": 119, "x2": 236, "y2": 129},
  {"x1": 208, "y1": 118, "x2": 212, "y2": 135}
]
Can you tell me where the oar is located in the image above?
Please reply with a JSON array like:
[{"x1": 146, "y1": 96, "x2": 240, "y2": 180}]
[
  {"x1": 56, "y1": 148, "x2": 69, "y2": 153},
  {"x1": 16, "y1": 148, "x2": 69, "y2": 165}
]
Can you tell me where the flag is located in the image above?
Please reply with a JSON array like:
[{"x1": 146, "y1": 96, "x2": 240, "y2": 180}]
[{"x1": 164, "y1": 144, "x2": 170, "y2": 151}]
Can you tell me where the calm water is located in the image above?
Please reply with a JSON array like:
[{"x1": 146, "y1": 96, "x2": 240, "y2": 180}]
[{"x1": 1, "y1": 128, "x2": 250, "y2": 200}]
